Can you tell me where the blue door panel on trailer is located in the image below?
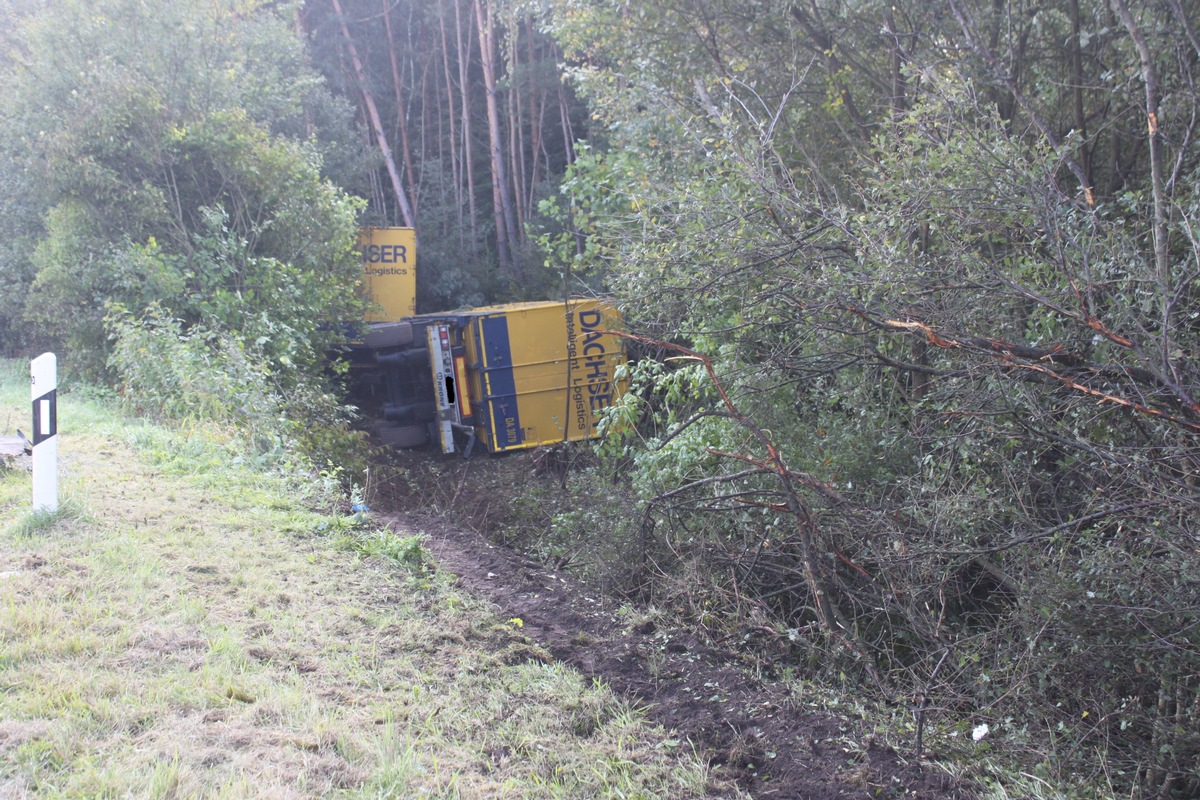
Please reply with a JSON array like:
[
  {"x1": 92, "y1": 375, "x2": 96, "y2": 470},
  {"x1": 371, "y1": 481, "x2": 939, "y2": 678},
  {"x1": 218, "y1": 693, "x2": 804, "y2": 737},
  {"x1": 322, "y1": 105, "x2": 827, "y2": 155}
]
[{"x1": 477, "y1": 315, "x2": 523, "y2": 449}]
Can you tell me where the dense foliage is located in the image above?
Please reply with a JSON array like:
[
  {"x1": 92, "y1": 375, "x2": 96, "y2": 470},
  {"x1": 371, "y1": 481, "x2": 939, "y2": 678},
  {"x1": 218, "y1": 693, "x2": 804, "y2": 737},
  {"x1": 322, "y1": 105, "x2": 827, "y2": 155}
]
[
  {"x1": 540, "y1": 0, "x2": 1200, "y2": 795},
  {"x1": 0, "y1": 0, "x2": 368, "y2": 463}
]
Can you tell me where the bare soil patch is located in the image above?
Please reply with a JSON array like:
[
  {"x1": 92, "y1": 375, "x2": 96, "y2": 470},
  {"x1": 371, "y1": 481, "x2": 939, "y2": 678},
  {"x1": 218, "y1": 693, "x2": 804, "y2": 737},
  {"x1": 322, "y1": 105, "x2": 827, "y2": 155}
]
[{"x1": 374, "y1": 449, "x2": 977, "y2": 800}]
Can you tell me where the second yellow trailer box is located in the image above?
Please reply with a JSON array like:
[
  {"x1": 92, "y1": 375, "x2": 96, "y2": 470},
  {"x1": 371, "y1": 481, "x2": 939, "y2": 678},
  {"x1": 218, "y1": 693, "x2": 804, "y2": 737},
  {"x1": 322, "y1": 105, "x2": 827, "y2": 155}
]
[{"x1": 426, "y1": 300, "x2": 627, "y2": 454}]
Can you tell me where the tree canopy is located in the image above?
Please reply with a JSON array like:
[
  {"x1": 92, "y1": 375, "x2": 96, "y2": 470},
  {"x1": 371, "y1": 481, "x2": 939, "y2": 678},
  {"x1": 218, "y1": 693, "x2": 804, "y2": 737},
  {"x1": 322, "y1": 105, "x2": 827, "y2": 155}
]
[{"x1": 0, "y1": 0, "x2": 367, "y2": 378}]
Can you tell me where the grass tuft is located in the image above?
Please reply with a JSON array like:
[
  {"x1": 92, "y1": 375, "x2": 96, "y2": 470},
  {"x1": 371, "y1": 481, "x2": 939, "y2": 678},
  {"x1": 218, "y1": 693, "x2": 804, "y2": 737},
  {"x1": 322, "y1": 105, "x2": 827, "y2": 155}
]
[{"x1": 4, "y1": 497, "x2": 88, "y2": 538}]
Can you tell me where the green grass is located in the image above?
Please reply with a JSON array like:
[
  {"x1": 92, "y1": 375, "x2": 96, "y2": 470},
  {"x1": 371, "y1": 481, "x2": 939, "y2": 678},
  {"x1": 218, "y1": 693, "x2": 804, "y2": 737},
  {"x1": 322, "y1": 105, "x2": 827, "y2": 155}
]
[{"x1": 0, "y1": 359, "x2": 734, "y2": 799}]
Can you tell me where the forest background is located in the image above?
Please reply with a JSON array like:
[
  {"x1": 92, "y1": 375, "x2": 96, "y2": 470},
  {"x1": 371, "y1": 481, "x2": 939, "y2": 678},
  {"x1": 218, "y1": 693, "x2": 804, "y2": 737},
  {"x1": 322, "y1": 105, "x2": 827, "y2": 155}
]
[{"x1": 2, "y1": 0, "x2": 1199, "y2": 797}]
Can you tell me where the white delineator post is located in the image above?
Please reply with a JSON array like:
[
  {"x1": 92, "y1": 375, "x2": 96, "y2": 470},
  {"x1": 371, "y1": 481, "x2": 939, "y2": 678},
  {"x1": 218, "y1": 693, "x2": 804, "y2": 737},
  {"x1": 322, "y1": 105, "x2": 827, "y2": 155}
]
[{"x1": 31, "y1": 353, "x2": 58, "y2": 513}]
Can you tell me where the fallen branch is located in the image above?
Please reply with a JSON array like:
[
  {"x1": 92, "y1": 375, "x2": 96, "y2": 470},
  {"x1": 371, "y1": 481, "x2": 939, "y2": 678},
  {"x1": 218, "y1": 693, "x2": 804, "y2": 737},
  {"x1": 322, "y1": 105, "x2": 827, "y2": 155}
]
[{"x1": 849, "y1": 311, "x2": 1200, "y2": 432}]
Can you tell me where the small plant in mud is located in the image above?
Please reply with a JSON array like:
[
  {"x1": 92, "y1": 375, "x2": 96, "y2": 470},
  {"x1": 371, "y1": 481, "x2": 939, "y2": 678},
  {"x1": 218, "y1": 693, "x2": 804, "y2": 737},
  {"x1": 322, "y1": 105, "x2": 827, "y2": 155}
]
[
  {"x1": 327, "y1": 520, "x2": 427, "y2": 570},
  {"x1": 362, "y1": 530, "x2": 426, "y2": 567}
]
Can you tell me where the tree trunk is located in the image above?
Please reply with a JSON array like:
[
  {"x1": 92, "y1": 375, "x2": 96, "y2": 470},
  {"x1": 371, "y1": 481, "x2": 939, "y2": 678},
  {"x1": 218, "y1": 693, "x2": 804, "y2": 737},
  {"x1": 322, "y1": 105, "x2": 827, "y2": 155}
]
[
  {"x1": 473, "y1": 0, "x2": 521, "y2": 281},
  {"x1": 554, "y1": 53, "x2": 582, "y2": 258},
  {"x1": 526, "y1": 29, "x2": 545, "y2": 213},
  {"x1": 382, "y1": 0, "x2": 418, "y2": 219},
  {"x1": 883, "y1": 6, "x2": 908, "y2": 116},
  {"x1": 455, "y1": 0, "x2": 479, "y2": 248},
  {"x1": 1068, "y1": 0, "x2": 1093, "y2": 190},
  {"x1": 1110, "y1": 0, "x2": 1173, "y2": 376},
  {"x1": 331, "y1": 0, "x2": 416, "y2": 227},
  {"x1": 506, "y1": 14, "x2": 526, "y2": 240},
  {"x1": 437, "y1": 3, "x2": 463, "y2": 240}
]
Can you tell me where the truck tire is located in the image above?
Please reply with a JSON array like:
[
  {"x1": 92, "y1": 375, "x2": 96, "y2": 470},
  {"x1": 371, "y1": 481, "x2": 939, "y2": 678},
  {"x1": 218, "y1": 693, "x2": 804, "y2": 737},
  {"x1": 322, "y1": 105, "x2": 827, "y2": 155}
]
[
  {"x1": 365, "y1": 321, "x2": 414, "y2": 349},
  {"x1": 377, "y1": 422, "x2": 430, "y2": 449}
]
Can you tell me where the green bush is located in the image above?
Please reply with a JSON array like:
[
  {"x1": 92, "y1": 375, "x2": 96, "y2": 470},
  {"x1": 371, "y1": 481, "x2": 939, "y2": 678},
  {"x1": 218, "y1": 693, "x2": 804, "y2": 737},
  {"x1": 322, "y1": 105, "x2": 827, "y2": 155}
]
[{"x1": 106, "y1": 304, "x2": 365, "y2": 476}]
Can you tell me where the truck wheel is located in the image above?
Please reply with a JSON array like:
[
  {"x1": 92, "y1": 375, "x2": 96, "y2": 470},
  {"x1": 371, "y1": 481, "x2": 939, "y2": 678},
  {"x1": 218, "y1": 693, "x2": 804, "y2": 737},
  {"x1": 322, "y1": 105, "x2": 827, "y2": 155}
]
[
  {"x1": 377, "y1": 422, "x2": 430, "y2": 449},
  {"x1": 365, "y1": 321, "x2": 414, "y2": 349}
]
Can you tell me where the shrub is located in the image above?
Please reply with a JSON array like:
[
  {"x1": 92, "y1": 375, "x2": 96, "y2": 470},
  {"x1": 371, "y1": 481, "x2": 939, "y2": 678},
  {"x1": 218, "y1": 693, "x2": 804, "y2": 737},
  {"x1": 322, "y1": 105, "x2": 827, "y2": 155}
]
[{"x1": 106, "y1": 304, "x2": 365, "y2": 476}]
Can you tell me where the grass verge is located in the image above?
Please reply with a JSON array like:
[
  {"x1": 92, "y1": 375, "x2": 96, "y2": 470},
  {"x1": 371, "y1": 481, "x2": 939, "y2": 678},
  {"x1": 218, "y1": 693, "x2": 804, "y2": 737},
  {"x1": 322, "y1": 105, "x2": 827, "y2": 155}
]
[{"x1": 0, "y1": 360, "x2": 735, "y2": 799}]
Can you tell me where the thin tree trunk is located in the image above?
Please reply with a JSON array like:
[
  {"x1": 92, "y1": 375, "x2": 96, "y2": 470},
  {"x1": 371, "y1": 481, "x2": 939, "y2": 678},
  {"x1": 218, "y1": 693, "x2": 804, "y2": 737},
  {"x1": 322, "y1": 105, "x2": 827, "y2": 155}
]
[
  {"x1": 883, "y1": 7, "x2": 908, "y2": 116},
  {"x1": 1164, "y1": 0, "x2": 1200, "y2": 58},
  {"x1": 438, "y1": 3, "x2": 464, "y2": 241},
  {"x1": 530, "y1": 87, "x2": 547, "y2": 213},
  {"x1": 432, "y1": 43, "x2": 448, "y2": 228},
  {"x1": 382, "y1": 0, "x2": 418, "y2": 219},
  {"x1": 1110, "y1": 0, "x2": 1172, "y2": 375},
  {"x1": 507, "y1": 14, "x2": 526, "y2": 239},
  {"x1": 474, "y1": 0, "x2": 521, "y2": 280},
  {"x1": 555, "y1": 52, "x2": 575, "y2": 168},
  {"x1": 455, "y1": 0, "x2": 479, "y2": 248},
  {"x1": 553, "y1": 52, "x2": 582, "y2": 258},
  {"x1": 417, "y1": 39, "x2": 434, "y2": 207},
  {"x1": 1068, "y1": 0, "x2": 1093, "y2": 189},
  {"x1": 526, "y1": 29, "x2": 542, "y2": 208},
  {"x1": 332, "y1": 0, "x2": 416, "y2": 227}
]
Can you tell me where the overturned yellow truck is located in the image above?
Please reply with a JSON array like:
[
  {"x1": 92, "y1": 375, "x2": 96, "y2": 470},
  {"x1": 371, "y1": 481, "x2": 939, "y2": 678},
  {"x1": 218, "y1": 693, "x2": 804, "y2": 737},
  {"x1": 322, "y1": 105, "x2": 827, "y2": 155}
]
[{"x1": 352, "y1": 228, "x2": 627, "y2": 455}]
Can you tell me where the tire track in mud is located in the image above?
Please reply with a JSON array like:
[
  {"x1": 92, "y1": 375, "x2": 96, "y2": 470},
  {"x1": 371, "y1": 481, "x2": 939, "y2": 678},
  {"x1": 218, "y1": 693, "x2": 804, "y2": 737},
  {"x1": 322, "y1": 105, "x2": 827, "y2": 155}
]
[{"x1": 385, "y1": 511, "x2": 975, "y2": 800}]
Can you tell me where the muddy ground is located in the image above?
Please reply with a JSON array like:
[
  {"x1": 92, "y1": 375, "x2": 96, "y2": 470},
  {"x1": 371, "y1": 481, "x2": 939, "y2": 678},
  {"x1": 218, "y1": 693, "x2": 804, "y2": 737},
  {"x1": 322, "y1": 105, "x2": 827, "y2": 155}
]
[{"x1": 371, "y1": 447, "x2": 978, "y2": 800}]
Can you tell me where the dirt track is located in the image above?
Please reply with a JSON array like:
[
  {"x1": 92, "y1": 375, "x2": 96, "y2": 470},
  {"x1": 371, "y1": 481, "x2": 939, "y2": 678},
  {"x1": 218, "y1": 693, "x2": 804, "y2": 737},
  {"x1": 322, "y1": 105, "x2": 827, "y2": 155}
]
[{"x1": 386, "y1": 508, "x2": 975, "y2": 800}]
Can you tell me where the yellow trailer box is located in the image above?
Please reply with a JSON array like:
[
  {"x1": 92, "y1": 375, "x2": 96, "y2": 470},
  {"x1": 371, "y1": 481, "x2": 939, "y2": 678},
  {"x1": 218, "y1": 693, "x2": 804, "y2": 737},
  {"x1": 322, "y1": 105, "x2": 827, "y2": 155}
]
[
  {"x1": 467, "y1": 299, "x2": 626, "y2": 452},
  {"x1": 349, "y1": 229, "x2": 629, "y2": 455},
  {"x1": 426, "y1": 300, "x2": 627, "y2": 453},
  {"x1": 359, "y1": 227, "x2": 416, "y2": 322}
]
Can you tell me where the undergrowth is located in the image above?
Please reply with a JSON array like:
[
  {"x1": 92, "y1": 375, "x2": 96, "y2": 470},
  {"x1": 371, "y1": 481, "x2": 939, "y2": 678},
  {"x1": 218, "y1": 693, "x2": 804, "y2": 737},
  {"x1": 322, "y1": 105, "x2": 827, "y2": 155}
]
[
  {"x1": 106, "y1": 304, "x2": 368, "y2": 481},
  {"x1": 373, "y1": 440, "x2": 1107, "y2": 800}
]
